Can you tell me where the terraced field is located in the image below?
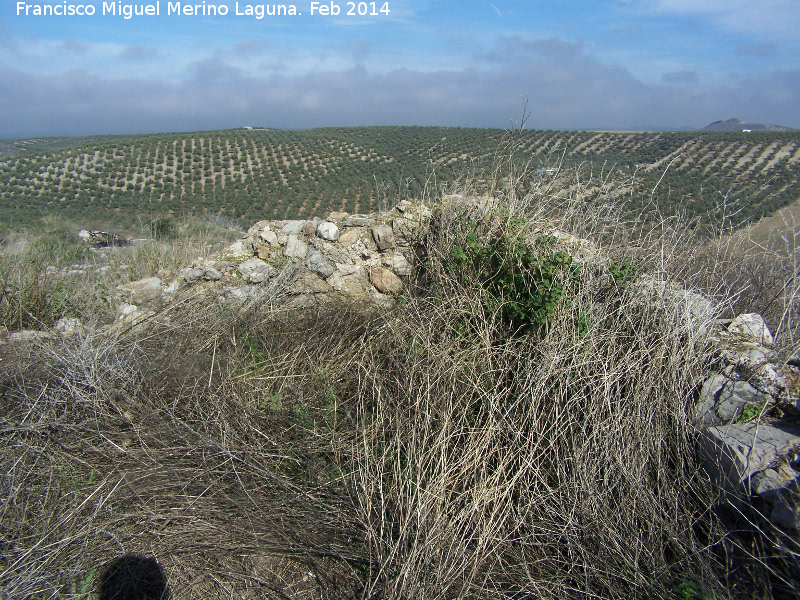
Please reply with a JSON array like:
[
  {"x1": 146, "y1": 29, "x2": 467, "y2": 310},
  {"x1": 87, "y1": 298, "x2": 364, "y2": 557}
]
[{"x1": 0, "y1": 127, "x2": 798, "y2": 233}]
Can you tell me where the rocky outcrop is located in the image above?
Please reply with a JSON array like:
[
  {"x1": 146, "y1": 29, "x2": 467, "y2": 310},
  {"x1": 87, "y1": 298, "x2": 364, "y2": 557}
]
[
  {"x1": 115, "y1": 277, "x2": 163, "y2": 305},
  {"x1": 696, "y1": 315, "x2": 800, "y2": 531},
  {"x1": 202, "y1": 198, "x2": 437, "y2": 307},
  {"x1": 78, "y1": 229, "x2": 130, "y2": 248}
]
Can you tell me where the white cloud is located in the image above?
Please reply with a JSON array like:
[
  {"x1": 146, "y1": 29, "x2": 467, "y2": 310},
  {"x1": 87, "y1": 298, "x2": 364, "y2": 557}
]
[
  {"x1": 1, "y1": 34, "x2": 798, "y2": 137},
  {"x1": 631, "y1": 0, "x2": 800, "y2": 39}
]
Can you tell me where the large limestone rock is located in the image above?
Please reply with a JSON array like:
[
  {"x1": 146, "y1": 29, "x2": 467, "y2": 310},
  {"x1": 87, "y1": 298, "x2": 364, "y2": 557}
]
[
  {"x1": 343, "y1": 215, "x2": 373, "y2": 227},
  {"x1": 729, "y1": 313, "x2": 774, "y2": 346},
  {"x1": 260, "y1": 228, "x2": 279, "y2": 246},
  {"x1": 305, "y1": 250, "x2": 336, "y2": 279},
  {"x1": 338, "y1": 227, "x2": 362, "y2": 247},
  {"x1": 700, "y1": 422, "x2": 799, "y2": 485},
  {"x1": 751, "y1": 464, "x2": 800, "y2": 530},
  {"x1": 218, "y1": 285, "x2": 271, "y2": 308},
  {"x1": 116, "y1": 277, "x2": 162, "y2": 305},
  {"x1": 699, "y1": 422, "x2": 800, "y2": 530},
  {"x1": 287, "y1": 271, "x2": 331, "y2": 295},
  {"x1": 282, "y1": 220, "x2": 306, "y2": 235},
  {"x1": 183, "y1": 266, "x2": 222, "y2": 284},
  {"x1": 223, "y1": 240, "x2": 251, "y2": 260},
  {"x1": 238, "y1": 259, "x2": 275, "y2": 284},
  {"x1": 696, "y1": 375, "x2": 771, "y2": 425},
  {"x1": 372, "y1": 225, "x2": 394, "y2": 251},
  {"x1": 284, "y1": 235, "x2": 308, "y2": 259},
  {"x1": 316, "y1": 222, "x2": 340, "y2": 241}
]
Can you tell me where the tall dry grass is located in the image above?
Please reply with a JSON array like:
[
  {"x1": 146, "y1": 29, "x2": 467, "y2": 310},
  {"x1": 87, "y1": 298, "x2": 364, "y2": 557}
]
[
  {"x1": 2, "y1": 157, "x2": 799, "y2": 599},
  {"x1": 0, "y1": 216, "x2": 241, "y2": 333}
]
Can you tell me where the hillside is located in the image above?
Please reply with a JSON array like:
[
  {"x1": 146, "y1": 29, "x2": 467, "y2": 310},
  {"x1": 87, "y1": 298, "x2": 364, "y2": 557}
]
[
  {"x1": 2, "y1": 192, "x2": 799, "y2": 599},
  {"x1": 1, "y1": 127, "x2": 799, "y2": 233},
  {"x1": 701, "y1": 118, "x2": 794, "y2": 132}
]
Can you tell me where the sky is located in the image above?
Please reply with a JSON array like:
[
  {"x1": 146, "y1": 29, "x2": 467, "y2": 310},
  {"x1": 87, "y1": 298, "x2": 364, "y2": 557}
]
[{"x1": 0, "y1": 0, "x2": 798, "y2": 137}]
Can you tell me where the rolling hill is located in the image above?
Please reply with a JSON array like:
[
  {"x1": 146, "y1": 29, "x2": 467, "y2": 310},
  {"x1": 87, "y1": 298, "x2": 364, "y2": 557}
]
[{"x1": 1, "y1": 126, "x2": 798, "y2": 233}]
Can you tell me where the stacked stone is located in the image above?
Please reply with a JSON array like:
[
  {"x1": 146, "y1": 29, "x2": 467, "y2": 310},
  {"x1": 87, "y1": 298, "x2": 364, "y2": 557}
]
[
  {"x1": 696, "y1": 313, "x2": 800, "y2": 531},
  {"x1": 213, "y1": 199, "x2": 430, "y2": 309}
]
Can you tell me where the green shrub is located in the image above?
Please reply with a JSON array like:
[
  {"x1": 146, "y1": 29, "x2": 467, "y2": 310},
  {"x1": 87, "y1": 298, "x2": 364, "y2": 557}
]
[
  {"x1": 147, "y1": 215, "x2": 176, "y2": 240},
  {"x1": 608, "y1": 257, "x2": 638, "y2": 286},
  {"x1": 443, "y1": 217, "x2": 580, "y2": 332}
]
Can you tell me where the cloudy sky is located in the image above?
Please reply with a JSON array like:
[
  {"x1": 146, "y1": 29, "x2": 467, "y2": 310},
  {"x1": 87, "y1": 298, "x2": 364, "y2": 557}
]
[{"x1": 1, "y1": 0, "x2": 798, "y2": 137}]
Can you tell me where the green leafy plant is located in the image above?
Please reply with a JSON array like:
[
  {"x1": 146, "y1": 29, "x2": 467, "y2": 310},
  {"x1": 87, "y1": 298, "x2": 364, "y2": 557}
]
[
  {"x1": 76, "y1": 568, "x2": 96, "y2": 596},
  {"x1": 608, "y1": 258, "x2": 638, "y2": 286},
  {"x1": 736, "y1": 399, "x2": 769, "y2": 423},
  {"x1": 259, "y1": 392, "x2": 283, "y2": 411},
  {"x1": 447, "y1": 223, "x2": 580, "y2": 332}
]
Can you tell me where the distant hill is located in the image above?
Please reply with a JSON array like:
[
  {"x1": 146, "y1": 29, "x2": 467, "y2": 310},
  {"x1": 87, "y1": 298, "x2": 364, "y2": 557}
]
[
  {"x1": 1, "y1": 127, "x2": 799, "y2": 233},
  {"x1": 701, "y1": 118, "x2": 793, "y2": 132}
]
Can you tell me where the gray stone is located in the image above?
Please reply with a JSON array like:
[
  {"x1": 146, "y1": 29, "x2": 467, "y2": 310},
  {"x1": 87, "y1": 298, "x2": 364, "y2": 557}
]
[
  {"x1": 343, "y1": 216, "x2": 374, "y2": 227},
  {"x1": 720, "y1": 344, "x2": 772, "y2": 370},
  {"x1": 287, "y1": 271, "x2": 331, "y2": 295},
  {"x1": 699, "y1": 422, "x2": 800, "y2": 491},
  {"x1": 116, "y1": 277, "x2": 162, "y2": 305},
  {"x1": 238, "y1": 258, "x2": 275, "y2": 284},
  {"x1": 303, "y1": 220, "x2": 321, "y2": 236},
  {"x1": 284, "y1": 235, "x2": 308, "y2": 259},
  {"x1": 372, "y1": 224, "x2": 394, "y2": 251},
  {"x1": 382, "y1": 252, "x2": 413, "y2": 277},
  {"x1": 218, "y1": 285, "x2": 271, "y2": 308},
  {"x1": 696, "y1": 374, "x2": 731, "y2": 425},
  {"x1": 247, "y1": 220, "x2": 271, "y2": 238},
  {"x1": 9, "y1": 329, "x2": 56, "y2": 343},
  {"x1": 54, "y1": 318, "x2": 83, "y2": 336},
  {"x1": 729, "y1": 313, "x2": 774, "y2": 346},
  {"x1": 224, "y1": 241, "x2": 250, "y2": 259},
  {"x1": 751, "y1": 463, "x2": 800, "y2": 530},
  {"x1": 310, "y1": 238, "x2": 352, "y2": 265},
  {"x1": 184, "y1": 266, "x2": 222, "y2": 284},
  {"x1": 282, "y1": 220, "x2": 306, "y2": 235},
  {"x1": 696, "y1": 375, "x2": 770, "y2": 425},
  {"x1": 316, "y1": 222, "x2": 340, "y2": 241},
  {"x1": 305, "y1": 250, "x2": 336, "y2": 278},
  {"x1": 392, "y1": 217, "x2": 418, "y2": 244}
]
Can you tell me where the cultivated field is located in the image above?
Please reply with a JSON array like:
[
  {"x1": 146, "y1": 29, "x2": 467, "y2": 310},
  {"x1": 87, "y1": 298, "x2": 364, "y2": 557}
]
[{"x1": 1, "y1": 127, "x2": 798, "y2": 234}]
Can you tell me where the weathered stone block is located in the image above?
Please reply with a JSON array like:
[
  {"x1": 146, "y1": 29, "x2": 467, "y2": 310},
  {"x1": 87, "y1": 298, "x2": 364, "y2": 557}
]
[
  {"x1": 699, "y1": 422, "x2": 800, "y2": 491},
  {"x1": 317, "y1": 222, "x2": 340, "y2": 241},
  {"x1": 729, "y1": 313, "x2": 774, "y2": 346},
  {"x1": 116, "y1": 277, "x2": 162, "y2": 305},
  {"x1": 370, "y1": 266, "x2": 403, "y2": 294},
  {"x1": 238, "y1": 258, "x2": 275, "y2": 284},
  {"x1": 372, "y1": 225, "x2": 394, "y2": 251},
  {"x1": 282, "y1": 220, "x2": 306, "y2": 235},
  {"x1": 305, "y1": 250, "x2": 336, "y2": 278},
  {"x1": 284, "y1": 235, "x2": 308, "y2": 259}
]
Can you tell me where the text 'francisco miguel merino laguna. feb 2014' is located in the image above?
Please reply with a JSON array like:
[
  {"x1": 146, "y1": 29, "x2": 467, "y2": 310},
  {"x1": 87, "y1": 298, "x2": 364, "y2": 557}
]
[{"x1": 16, "y1": 1, "x2": 391, "y2": 18}]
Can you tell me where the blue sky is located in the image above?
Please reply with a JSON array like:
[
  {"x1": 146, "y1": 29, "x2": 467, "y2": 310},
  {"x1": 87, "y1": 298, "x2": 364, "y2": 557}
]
[{"x1": 1, "y1": 0, "x2": 798, "y2": 136}]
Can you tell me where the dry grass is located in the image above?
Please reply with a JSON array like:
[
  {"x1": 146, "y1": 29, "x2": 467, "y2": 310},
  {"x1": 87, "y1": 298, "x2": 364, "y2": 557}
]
[
  {"x1": 0, "y1": 216, "x2": 241, "y2": 332},
  {"x1": 2, "y1": 160, "x2": 800, "y2": 599}
]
